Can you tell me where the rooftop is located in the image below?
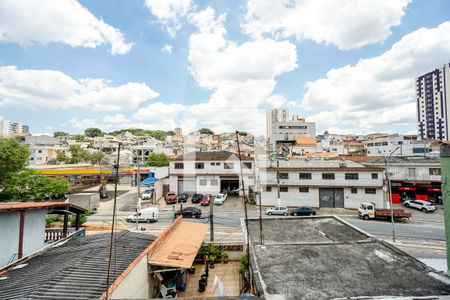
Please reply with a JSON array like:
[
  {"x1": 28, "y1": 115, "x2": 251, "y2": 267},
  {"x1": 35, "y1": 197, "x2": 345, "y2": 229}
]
[
  {"x1": 247, "y1": 217, "x2": 450, "y2": 299},
  {"x1": 170, "y1": 150, "x2": 253, "y2": 161},
  {"x1": 0, "y1": 231, "x2": 155, "y2": 300},
  {"x1": 0, "y1": 201, "x2": 86, "y2": 214}
]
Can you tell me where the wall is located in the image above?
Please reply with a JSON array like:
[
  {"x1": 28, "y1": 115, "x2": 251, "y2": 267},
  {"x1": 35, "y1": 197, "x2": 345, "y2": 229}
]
[
  {"x1": 110, "y1": 254, "x2": 149, "y2": 299},
  {"x1": 0, "y1": 209, "x2": 46, "y2": 267}
]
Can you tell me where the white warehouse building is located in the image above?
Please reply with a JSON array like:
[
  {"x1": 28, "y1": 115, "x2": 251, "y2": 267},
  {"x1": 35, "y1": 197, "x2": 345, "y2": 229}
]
[
  {"x1": 169, "y1": 151, "x2": 254, "y2": 195},
  {"x1": 257, "y1": 159, "x2": 384, "y2": 209}
]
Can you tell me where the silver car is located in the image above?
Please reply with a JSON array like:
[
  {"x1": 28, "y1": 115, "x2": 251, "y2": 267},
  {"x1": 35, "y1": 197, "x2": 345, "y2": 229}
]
[
  {"x1": 266, "y1": 206, "x2": 288, "y2": 216},
  {"x1": 404, "y1": 199, "x2": 437, "y2": 212}
]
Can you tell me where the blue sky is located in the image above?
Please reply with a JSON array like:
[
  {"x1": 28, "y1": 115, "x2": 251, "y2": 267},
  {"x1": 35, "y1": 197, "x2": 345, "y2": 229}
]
[{"x1": 0, "y1": 0, "x2": 449, "y2": 136}]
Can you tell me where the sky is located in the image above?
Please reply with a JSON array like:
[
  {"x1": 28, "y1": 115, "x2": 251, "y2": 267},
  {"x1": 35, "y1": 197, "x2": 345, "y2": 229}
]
[{"x1": 0, "y1": 0, "x2": 450, "y2": 136}]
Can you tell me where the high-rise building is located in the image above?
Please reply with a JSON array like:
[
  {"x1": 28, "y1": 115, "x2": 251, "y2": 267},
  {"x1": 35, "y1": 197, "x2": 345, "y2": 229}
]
[
  {"x1": 416, "y1": 62, "x2": 450, "y2": 141},
  {"x1": 0, "y1": 120, "x2": 30, "y2": 137},
  {"x1": 266, "y1": 108, "x2": 288, "y2": 138}
]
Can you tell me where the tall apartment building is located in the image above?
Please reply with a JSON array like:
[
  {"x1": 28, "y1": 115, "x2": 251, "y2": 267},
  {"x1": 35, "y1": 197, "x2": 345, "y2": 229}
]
[
  {"x1": 266, "y1": 108, "x2": 288, "y2": 137},
  {"x1": 0, "y1": 120, "x2": 29, "y2": 136},
  {"x1": 416, "y1": 62, "x2": 450, "y2": 141}
]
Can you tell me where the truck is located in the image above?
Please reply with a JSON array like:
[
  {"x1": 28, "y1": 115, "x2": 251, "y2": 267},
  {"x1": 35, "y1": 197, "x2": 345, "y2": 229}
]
[
  {"x1": 126, "y1": 207, "x2": 159, "y2": 223},
  {"x1": 358, "y1": 202, "x2": 411, "y2": 221}
]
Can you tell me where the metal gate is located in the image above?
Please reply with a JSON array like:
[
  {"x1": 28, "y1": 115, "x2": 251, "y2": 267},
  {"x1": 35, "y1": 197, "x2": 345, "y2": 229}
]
[
  {"x1": 319, "y1": 188, "x2": 344, "y2": 208},
  {"x1": 178, "y1": 179, "x2": 196, "y2": 195}
]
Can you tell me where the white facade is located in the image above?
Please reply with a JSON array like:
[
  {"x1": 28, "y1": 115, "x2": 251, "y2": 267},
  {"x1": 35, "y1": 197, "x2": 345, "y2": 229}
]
[
  {"x1": 18, "y1": 135, "x2": 68, "y2": 165},
  {"x1": 365, "y1": 135, "x2": 431, "y2": 157},
  {"x1": 257, "y1": 159, "x2": 384, "y2": 209},
  {"x1": 0, "y1": 120, "x2": 29, "y2": 136},
  {"x1": 269, "y1": 115, "x2": 316, "y2": 152},
  {"x1": 416, "y1": 62, "x2": 450, "y2": 141},
  {"x1": 169, "y1": 151, "x2": 254, "y2": 195},
  {"x1": 266, "y1": 108, "x2": 288, "y2": 138}
]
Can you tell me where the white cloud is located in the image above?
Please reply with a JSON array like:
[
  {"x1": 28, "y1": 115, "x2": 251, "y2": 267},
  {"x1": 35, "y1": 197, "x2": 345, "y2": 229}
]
[
  {"x1": 133, "y1": 102, "x2": 187, "y2": 121},
  {"x1": 302, "y1": 21, "x2": 450, "y2": 133},
  {"x1": 186, "y1": 7, "x2": 297, "y2": 134},
  {"x1": 0, "y1": 0, "x2": 133, "y2": 55},
  {"x1": 0, "y1": 66, "x2": 159, "y2": 111},
  {"x1": 243, "y1": 0, "x2": 410, "y2": 50},
  {"x1": 102, "y1": 114, "x2": 128, "y2": 124},
  {"x1": 145, "y1": 0, "x2": 193, "y2": 36},
  {"x1": 69, "y1": 117, "x2": 180, "y2": 132},
  {"x1": 161, "y1": 44, "x2": 173, "y2": 54}
]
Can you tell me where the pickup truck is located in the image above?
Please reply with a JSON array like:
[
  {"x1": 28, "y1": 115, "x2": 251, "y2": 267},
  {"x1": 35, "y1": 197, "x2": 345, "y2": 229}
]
[{"x1": 358, "y1": 202, "x2": 411, "y2": 221}]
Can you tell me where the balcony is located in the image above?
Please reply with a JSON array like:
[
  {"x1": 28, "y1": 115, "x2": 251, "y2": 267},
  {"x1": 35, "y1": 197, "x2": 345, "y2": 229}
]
[{"x1": 45, "y1": 228, "x2": 86, "y2": 243}]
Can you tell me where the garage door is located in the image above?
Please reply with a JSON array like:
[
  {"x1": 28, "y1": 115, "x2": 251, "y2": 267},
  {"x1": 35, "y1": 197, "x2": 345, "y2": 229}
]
[
  {"x1": 178, "y1": 179, "x2": 196, "y2": 195},
  {"x1": 319, "y1": 188, "x2": 344, "y2": 208}
]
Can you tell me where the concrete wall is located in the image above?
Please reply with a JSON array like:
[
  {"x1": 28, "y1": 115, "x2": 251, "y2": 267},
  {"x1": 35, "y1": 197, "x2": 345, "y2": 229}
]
[
  {"x1": 110, "y1": 254, "x2": 149, "y2": 299},
  {"x1": 0, "y1": 209, "x2": 46, "y2": 267}
]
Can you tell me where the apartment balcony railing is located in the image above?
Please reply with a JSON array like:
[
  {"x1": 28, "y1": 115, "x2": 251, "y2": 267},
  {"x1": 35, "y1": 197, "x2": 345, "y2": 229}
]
[{"x1": 45, "y1": 228, "x2": 86, "y2": 243}]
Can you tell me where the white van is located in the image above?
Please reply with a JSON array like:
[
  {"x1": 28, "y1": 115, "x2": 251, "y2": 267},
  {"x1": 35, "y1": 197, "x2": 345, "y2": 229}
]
[{"x1": 126, "y1": 207, "x2": 159, "y2": 223}]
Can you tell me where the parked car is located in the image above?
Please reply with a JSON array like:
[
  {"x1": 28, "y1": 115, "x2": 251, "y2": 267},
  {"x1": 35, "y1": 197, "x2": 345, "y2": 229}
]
[
  {"x1": 404, "y1": 199, "x2": 437, "y2": 212},
  {"x1": 174, "y1": 207, "x2": 202, "y2": 219},
  {"x1": 164, "y1": 192, "x2": 177, "y2": 204},
  {"x1": 200, "y1": 194, "x2": 213, "y2": 206},
  {"x1": 290, "y1": 207, "x2": 316, "y2": 216},
  {"x1": 126, "y1": 207, "x2": 159, "y2": 223},
  {"x1": 141, "y1": 189, "x2": 153, "y2": 200},
  {"x1": 214, "y1": 193, "x2": 227, "y2": 205},
  {"x1": 192, "y1": 193, "x2": 203, "y2": 204},
  {"x1": 266, "y1": 206, "x2": 288, "y2": 216},
  {"x1": 178, "y1": 193, "x2": 189, "y2": 203}
]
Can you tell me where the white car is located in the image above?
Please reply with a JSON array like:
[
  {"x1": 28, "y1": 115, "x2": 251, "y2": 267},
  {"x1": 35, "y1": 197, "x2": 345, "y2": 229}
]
[
  {"x1": 266, "y1": 206, "x2": 288, "y2": 216},
  {"x1": 404, "y1": 199, "x2": 437, "y2": 212},
  {"x1": 141, "y1": 189, "x2": 153, "y2": 200},
  {"x1": 214, "y1": 193, "x2": 227, "y2": 205}
]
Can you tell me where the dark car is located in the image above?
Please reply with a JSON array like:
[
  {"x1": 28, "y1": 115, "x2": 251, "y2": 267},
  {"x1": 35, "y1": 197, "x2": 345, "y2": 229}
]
[
  {"x1": 174, "y1": 207, "x2": 202, "y2": 219},
  {"x1": 192, "y1": 193, "x2": 203, "y2": 204},
  {"x1": 178, "y1": 193, "x2": 189, "y2": 203},
  {"x1": 290, "y1": 207, "x2": 316, "y2": 216}
]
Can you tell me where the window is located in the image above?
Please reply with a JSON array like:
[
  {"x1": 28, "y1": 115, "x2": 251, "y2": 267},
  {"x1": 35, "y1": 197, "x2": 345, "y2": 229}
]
[
  {"x1": 299, "y1": 173, "x2": 312, "y2": 180},
  {"x1": 278, "y1": 172, "x2": 289, "y2": 179},
  {"x1": 174, "y1": 163, "x2": 184, "y2": 169},
  {"x1": 265, "y1": 187, "x2": 272, "y2": 192},
  {"x1": 345, "y1": 173, "x2": 359, "y2": 180},
  {"x1": 372, "y1": 173, "x2": 378, "y2": 179},
  {"x1": 244, "y1": 162, "x2": 252, "y2": 169},
  {"x1": 429, "y1": 168, "x2": 441, "y2": 175},
  {"x1": 210, "y1": 162, "x2": 220, "y2": 166},
  {"x1": 38, "y1": 150, "x2": 42, "y2": 153},
  {"x1": 365, "y1": 188, "x2": 376, "y2": 194},
  {"x1": 280, "y1": 187, "x2": 288, "y2": 192},
  {"x1": 210, "y1": 179, "x2": 218, "y2": 186},
  {"x1": 199, "y1": 179, "x2": 207, "y2": 186},
  {"x1": 407, "y1": 168, "x2": 416, "y2": 177},
  {"x1": 322, "y1": 173, "x2": 335, "y2": 180},
  {"x1": 351, "y1": 187, "x2": 357, "y2": 194},
  {"x1": 299, "y1": 187, "x2": 309, "y2": 193},
  {"x1": 224, "y1": 163, "x2": 234, "y2": 169},
  {"x1": 412, "y1": 147, "x2": 427, "y2": 154},
  {"x1": 195, "y1": 163, "x2": 204, "y2": 169}
]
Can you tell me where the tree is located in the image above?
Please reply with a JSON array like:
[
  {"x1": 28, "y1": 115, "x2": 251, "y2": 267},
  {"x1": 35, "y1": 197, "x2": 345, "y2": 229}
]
[
  {"x1": 84, "y1": 127, "x2": 103, "y2": 137},
  {"x1": 65, "y1": 145, "x2": 90, "y2": 164},
  {"x1": 88, "y1": 151, "x2": 107, "y2": 165},
  {"x1": 73, "y1": 134, "x2": 85, "y2": 142},
  {"x1": 56, "y1": 150, "x2": 67, "y2": 164},
  {"x1": 146, "y1": 153, "x2": 169, "y2": 167},
  {"x1": 199, "y1": 128, "x2": 214, "y2": 135},
  {"x1": 0, "y1": 139, "x2": 29, "y2": 185},
  {"x1": 2, "y1": 170, "x2": 70, "y2": 201},
  {"x1": 53, "y1": 131, "x2": 69, "y2": 137}
]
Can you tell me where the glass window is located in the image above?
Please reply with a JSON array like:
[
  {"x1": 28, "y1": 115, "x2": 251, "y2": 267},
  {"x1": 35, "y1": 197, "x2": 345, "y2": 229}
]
[
  {"x1": 372, "y1": 173, "x2": 378, "y2": 179},
  {"x1": 351, "y1": 187, "x2": 357, "y2": 194},
  {"x1": 199, "y1": 179, "x2": 207, "y2": 186},
  {"x1": 265, "y1": 186, "x2": 272, "y2": 192},
  {"x1": 174, "y1": 163, "x2": 184, "y2": 169},
  {"x1": 278, "y1": 172, "x2": 289, "y2": 179},
  {"x1": 345, "y1": 173, "x2": 359, "y2": 180},
  {"x1": 365, "y1": 188, "x2": 376, "y2": 194},
  {"x1": 429, "y1": 168, "x2": 441, "y2": 175},
  {"x1": 280, "y1": 187, "x2": 288, "y2": 192},
  {"x1": 195, "y1": 162, "x2": 204, "y2": 169},
  {"x1": 322, "y1": 173, "x2": 335, "y2": 180},
  {"x1": 224, "y1": 163, "x2": 234, "y2": 169},
  {"x1": 299, "y1": 173, "x2": 312, "y2": 179},
  {"x1": 244, "y1": 162, "x2": 252, "y2": 169},
  {"x1": 210, "y1": 179, "x2": 218, "y2": 186},
  {"x1": 299, "y1": 187, "x2": 309, "y2": 193}
]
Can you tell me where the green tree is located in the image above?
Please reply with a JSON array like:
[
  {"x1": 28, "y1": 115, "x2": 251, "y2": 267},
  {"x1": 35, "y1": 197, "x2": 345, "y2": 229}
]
[
  {"x1": 88, "y1": 151, "x2": 107, "y2": 165},
  {"x1": 146, "y1": 153, "x2": 169, "y2": 167},
  {"x1": 0, "y1": 139, "x2": 29, "y2": 185},
  {"x1": 73, "y1": 134, "x2": 85, "y2": 142},
  {"x1": 84, "y1": 127, "x2": 103, "y2": 137},
  {"x1": 199, "y1": 128, "x2": 214, "y2": 135},
  {"x1": 65, "y1": 145, "x2": 90, "y2": 164},
  {"x1": 56, "y1": 150, "x2": 67, "y2": 164},
  {"x1": 2, "y1": 169, "x2": 70, "y2": 201},
  {"x1": 53, "y1": 131, "x2": 69, "y2": 137}
]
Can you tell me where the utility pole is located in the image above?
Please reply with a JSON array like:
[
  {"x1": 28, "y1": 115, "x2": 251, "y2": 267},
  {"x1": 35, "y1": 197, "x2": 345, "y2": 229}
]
[
  {"x1": 209, "y1": 200, "x2": 214, "y2": 242},
  {"x1": 383, "y1": 146, "x2": 400, "y2": 243},
  {"x1": 440, "y1": 144, "x2": 450, "y2": 275},
  {"x1": 276, "y1": 159, "x2": 280, "y2": 206}
]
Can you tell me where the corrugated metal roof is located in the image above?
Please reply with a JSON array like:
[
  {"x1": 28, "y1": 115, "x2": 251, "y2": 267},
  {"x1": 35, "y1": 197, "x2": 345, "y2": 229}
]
[
  {"x1": 0, "y1": 231, "x2": 154, "y2": 300},
  {"x1": 0, "y1": 202, "x2": 86, "y2": 214}
]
